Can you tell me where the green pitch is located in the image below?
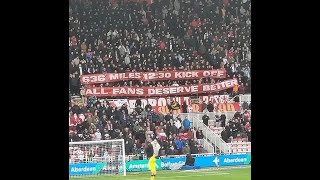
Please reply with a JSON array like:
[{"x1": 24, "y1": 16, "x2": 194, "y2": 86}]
[{"x1": 70, "y1": 166, "x2": 250, "y2": 180}]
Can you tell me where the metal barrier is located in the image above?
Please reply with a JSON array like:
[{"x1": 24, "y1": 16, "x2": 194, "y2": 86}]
[
  {"x1": 176, "y1": 112, "x2": 238, "y2": 128},
  {"x1": 175, "y1": 113, "x2": 231, "y2": 154},
  {"x1": 199, "y1": 138, "x2": 215, "y2": 154},
  {"x1": 239, "y1": 94, "x2": 251, "y2": 104}
]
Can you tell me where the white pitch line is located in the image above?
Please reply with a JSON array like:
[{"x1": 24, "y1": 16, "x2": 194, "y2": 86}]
[
  {"x1": 124, "y1": 172, "x2": 230, "y2": 180},
  {"x1": 181, "y1": 165, "x2": 251, "y2": 172}
]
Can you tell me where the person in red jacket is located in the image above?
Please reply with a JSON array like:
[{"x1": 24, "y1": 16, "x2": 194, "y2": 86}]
[
  {"x1": 69, "y1": 112, "x2": 76, "y2": 131},
  {"x1": 159, "y1": 41, "x2": 166, "y2": 49}
]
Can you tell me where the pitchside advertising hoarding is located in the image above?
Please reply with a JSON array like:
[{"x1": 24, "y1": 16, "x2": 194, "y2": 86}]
[
  {"x1": 69, "y1": 163, "x2": 106, "y2": 176},
  {"x1": 69, "y1": 154, "x2": 251, "y2": 175}
]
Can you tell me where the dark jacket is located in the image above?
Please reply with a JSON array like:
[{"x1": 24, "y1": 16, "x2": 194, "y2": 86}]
[
  {"x1": 221, "y1": 130, "x2": 228, "y2": 142},
  {"x1": 182, "y1": 102, "x2": 188, "y2": 113},
  {"x1": 146, "y1": 144, "x2": 154, "y2": 158},
  {"x1": 185, "y1": 154, "x2": 195, "y2": 166},
  {"x1": 202, "y1": 115, "x2": 209, "y2": 126},
  {"x1": 207, "y1": 103, "x2": 214, "y2": 112}
]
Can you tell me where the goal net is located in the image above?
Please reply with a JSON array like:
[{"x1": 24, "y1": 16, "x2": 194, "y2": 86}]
[{"x1": 69, "y1": 139, "x2": 126, "y2": 177}]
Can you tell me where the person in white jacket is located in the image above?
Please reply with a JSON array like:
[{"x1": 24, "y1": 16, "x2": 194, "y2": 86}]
[
  {"x1": 151, "y1": 139, "x2": 161, "y2": 156},
  {"x1": 174, "y1": 118, "x2": 182, "y2": 133},
  {"x1": 94, "y1": 129, "x2": 102, "y2": 141}
]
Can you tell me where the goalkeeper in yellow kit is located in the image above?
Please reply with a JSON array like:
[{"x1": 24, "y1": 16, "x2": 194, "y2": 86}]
[{"x1": 148, "y1": 154, "x2": 157, "y2": 180}]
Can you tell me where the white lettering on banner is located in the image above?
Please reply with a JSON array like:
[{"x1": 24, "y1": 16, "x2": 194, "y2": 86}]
[
  {"x1": 127, "y1": 96, "x2": 237, "y2": 113},
  {"x1": 161, "y1": 161, "x2": 185, "y2": 168},
  {"x1": 130, "y1": 73, "x2": 140, "y2": 79},
  {"x1": 84, "y1": 79, "x2": 236, "y2": 96},
  {"x1": 70, "y1": 167, "x2": 96, "y2": 172},
  {"x1": 174, "y1": 71, "x2": 198, "y2": 78},
  {"x1": 109, "y1": 73, "x2": 141, "y2": 80},
  {"x1": 100, "y1": 88, "x2": 108, "y2": 94},
  {"x1": 202, "y1": 71, "x2": 210, "y2": 77},
  {"x1": 201, "y1": 95, "x2": 231, "y2": 104},
  {"x1": 85, "y1": 88, "x2": 109, "y2": 95},
  {"x1": 143, "y1": 73, "x2": 154, "y2": 80},
  {"x1": 109, "y1": 73, "x2": 119, "y2": 80},
  {"x1": 223, "y1": 158, "x2": 247, "y2": 163},
  {"x1": 225, "y1": 80, "x2": 231, "y2": 87},
  {"x1": 202, "y1": 70, "x2": 224, "y2": 77},
  {"x1": 148, "y1": 99, "x2": 157, "y2": 106},
  {"x1": 113, "y1": 88, "x2": 144, "y2": 95},
  {"x1": 203, "y1": 79, "x2": 237, "y2": 92},
  {"x1": 108, "y1": 99, "x2": 129, "y2": 107},
  {"x1": 128, "y1": 164, "x2": 148, "y2": 169},
  {"x1": 214, "y1": 95, "x2": 229, "y2": 104},
  {"x1": 82, "y1": 75, "x2": 106, "y2": 83},
  {"x1": 231, "y1": 79, "x2": 238, "y2": 85},
  {"x1": 148, "y1": 86, "x2": 198, "y2": 95},
  {"x1": 143, "y1": 72, "x2": 172, "y2": 80},
  {"x1": 157, "y1": 98, "x2": 167, "y2": 106},
  {"x1": 81, "y1": 69, "x2": 226, "y2": 84}
]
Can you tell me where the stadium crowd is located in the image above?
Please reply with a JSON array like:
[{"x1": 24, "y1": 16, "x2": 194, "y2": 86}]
[
  {"x1": 69, "y1": 98, "x2": 206, "y2": 156},
  {"x1": 69, "y1": 0, "x2": 251, "y2": 157},
  {"x1": 69, "y1": 0, "x2": 251, "y2": 95},
  {"x1": 69, "y1": 96, "x2": 251, "y2": 156}
]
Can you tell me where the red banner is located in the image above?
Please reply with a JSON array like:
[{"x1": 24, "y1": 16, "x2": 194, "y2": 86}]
[
  {"x1": 80, "y1": 69, "x2": 226, "y2": 85},
  {"x1": 127, "y1": 96, "x2": 240, "y2": 114},
  {"x1": 84, "y1": 79, "x2": 238, "y2": 97}
]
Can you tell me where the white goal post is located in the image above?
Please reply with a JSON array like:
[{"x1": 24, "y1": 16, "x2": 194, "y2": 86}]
[{"x1": 69, "y1": 139, "x2": 126, "y2": 177}]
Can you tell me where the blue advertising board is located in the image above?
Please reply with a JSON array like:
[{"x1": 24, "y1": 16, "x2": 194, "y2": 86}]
[
  {"x1": 69, "y1": 163, "x2": 106, "y2": 176},
  {"x1": 161, "y1": 157, "x2": 186, "y2": 169},
  {"x1": 213, "y1": 154, "x2": 251, "y2": 167},
  {"x1": 161, "y1": 154, "x2": 251, "y2": 169},
  {"x1": 69, "y1": 154, "x2": 251, "y2": 174}
]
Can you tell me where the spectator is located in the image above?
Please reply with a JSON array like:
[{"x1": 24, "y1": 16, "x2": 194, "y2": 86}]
[
  {"x1": 159, "y1": 145, "x2": 166, "y2": 156},
  {"x1": 151, "y1": 139, "x2": 161, "y2": 156},
  {"x1": 243, "y1": 110, "x2": 251, "y2": 123},
  {"x1": 159, "y1": 129, "x2": 167, "y2": 140},
  {"x1": 189, "y1": 141, "x2": 199, "y2": 154},
  {"x1": 169, "y1": 100, "x2": 180, "y2": 112},
  {"x1": 182, "y1": 101, "x2": 188, "y2": 113},
  {"x1": 202, "y1": 101, "x2": 207, "y2": 112},
  {"x1": 183, "y1": 143, "x2": 191, "y2": 154},
  {"x1": 247, "y1": 129, "x2": 251, "y2": 142},
  {"x1": 135, "y1": 99, "x2": 141, "y2": 107},
  {"x1": 175, "y1": 138, "x2": 183, "y2": 155},
  {"x1": 146, "y1": 142, "x2": 154, "y2": 159},
  {"x1": 242, "y1": 101, "x2": 249, "y2": 110},
  {"x1": 196, "y1": 130, "x2": 204, "y2": 140},
  {"x1": 182, "y1": 117, "x2": 190, "y2": 132},
  {"x1": 125, "y1": 133, "x2": 134, "y2": 155},
  {"x1": 220, "y1": 112, "x2": 226, "y2": 127},
  {"x1": 165, "y1": 112, "x2": 173, "y2": 122},
  {"x1": 94, "y1": 129, "x2": 102, "y2": 141},
  {"x1": 221, "y1": 128, "x2": 228, "y2": 142},
  {"x1": 174, "y1": 118, "x2": 182, "y2": 133},
  {"x1": 207, "y1": 101, "x2": 214, "y2": 112},
  {"x1": 185, "y1": 154, "x2": 195, "y2": 166},
  {"x1": 202, "y1": 113, "x2": 209, "y2": 126},
  {"x1": 145, "y1": 104, "x2": 152, "y2": 112}
]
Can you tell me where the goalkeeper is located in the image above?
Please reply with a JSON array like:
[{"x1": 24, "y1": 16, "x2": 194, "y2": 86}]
[{"x1": 148, "y1": 154, "x2": 157, "y2": 180}]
